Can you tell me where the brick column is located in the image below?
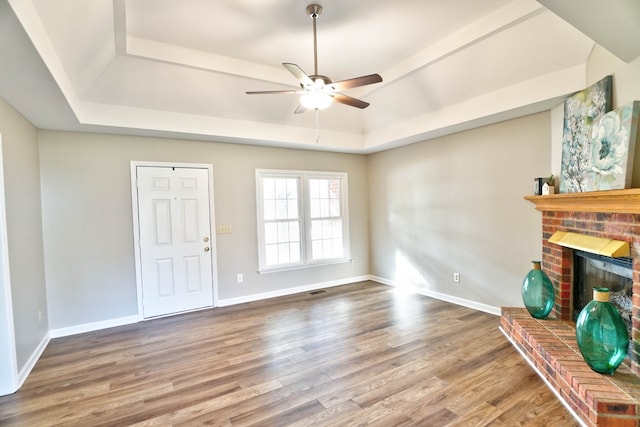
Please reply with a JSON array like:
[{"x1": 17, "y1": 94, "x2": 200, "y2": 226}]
[{"x1": 539, "y1": 210, "x2": 640, "y2": 377}]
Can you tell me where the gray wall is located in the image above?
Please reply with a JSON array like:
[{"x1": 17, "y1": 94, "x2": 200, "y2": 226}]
[
  {"x1": 0, "y1": 98, "x2": 48, "y2": 372},
  {"x1": 587, "y1": 47, "x2": 640, "y2": 186},
  {"x1": 550, "y1": 47, "x2": 640, "y2": 181},
  {"x1": 3, "y1": 37, "x2": 640, "y2": 359},
  {"x1": 587, "y1": 46, "x2": 640, "y2": 108},
  {"x1": 39, "y1": 132, "x2": 370, "y2": 329},
  {"x1": 365, "y1": 45, "x2": 640, "y2": 311},
  {"x1": 367, "y1": 113, "x2": 549, "y2": 308},
  {"x1": 37, "y1": 44, "x2": 640, "y2": 330}
]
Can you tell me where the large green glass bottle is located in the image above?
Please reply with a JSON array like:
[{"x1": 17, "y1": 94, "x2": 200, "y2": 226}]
[
  {"x1": 521, "y1": 261, "x2": 555, "y2": 319},
  {"x1": 575, "y1": 287, "x2": 628, "y2": 374}
]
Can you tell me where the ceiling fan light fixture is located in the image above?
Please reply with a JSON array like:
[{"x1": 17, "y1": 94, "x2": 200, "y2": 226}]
[{"x1": 300, "y1": 91, "x2": 332, "y2": 110}]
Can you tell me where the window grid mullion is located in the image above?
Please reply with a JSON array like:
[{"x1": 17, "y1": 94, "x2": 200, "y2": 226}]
[{"x1": 299, "y1": 175, "x2": 309, "y2": 265}]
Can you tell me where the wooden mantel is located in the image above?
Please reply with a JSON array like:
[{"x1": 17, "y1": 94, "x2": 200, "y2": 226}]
[{"x1": 524, "y1": 188, "x2": 640, "y2": 213}]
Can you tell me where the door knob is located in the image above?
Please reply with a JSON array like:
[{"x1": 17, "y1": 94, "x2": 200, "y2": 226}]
[
  {"x1": 204, "y1": 246, "x2": 210, "y2": 252},
  {"x1": 204, "y1": 236, "x2": 210, "y2": 242}
]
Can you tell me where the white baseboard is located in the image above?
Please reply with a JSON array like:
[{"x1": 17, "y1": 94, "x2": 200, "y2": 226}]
[
  {"x1": 370, "y1": 276, "x2": 501, "y2": 316},
  {"x1": 49, "y1": 315, "x2": 139, "y2": 338},
  {"x1": 48, "y1": 276, "x2": 497, "y2": 337},
  {"x1": 49, "y1": 277, "x2": 372, "y2": 337},
  {"x1": 218, "y1": 275, "x2": 371, "y2": 307},
  {"x1": 17, "y1": 331, "x2": 49, "y2": 389}
]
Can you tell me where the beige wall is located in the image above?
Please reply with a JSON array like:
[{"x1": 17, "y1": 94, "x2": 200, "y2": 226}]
[
  {"x1": 367, "y1": 113, "x2": 550, "y2": 308},
  {"x1": 0, "y1": 98, "x2": 48, "y2": 373},
  {"x1": 39, "y1": 131, "x2": 370, "y2": 329}
]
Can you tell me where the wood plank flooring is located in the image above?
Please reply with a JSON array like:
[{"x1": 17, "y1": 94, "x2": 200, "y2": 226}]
[{"x1": 0, "y1": 281, "x2": 577, "y2": 426}]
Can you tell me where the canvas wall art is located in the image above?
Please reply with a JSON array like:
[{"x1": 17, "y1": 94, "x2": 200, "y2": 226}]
[
  {"x1": 560, "y1": 75, "x2": 612, "y2": 193},
  {"x1": 583, "y1": 101, "x2": 640, "y2": 191}
]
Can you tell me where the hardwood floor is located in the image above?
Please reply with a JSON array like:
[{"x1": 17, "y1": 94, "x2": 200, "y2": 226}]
[{"x1": 0, "y1": 281, "x2": 577, "y2": 426}]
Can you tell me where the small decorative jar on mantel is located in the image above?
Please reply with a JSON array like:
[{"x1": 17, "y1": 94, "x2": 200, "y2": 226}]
[{"x1": 542, "y1": 174, "x2": 555, "y2": 195}]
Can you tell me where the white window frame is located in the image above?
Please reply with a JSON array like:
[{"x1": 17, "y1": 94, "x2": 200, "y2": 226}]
[{"x1": 256, "y1": 169, "x2": 350, "y2": 273}]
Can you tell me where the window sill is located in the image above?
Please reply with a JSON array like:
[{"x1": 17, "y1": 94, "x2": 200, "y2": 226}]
[{"x1": 258, "y1": 257, "x2": 352, "y2": 274}]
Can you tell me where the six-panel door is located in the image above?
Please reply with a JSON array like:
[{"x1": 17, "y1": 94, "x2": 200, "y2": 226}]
[{"x1": 137, "y1": 166, "x2": 213, "y2": 318}]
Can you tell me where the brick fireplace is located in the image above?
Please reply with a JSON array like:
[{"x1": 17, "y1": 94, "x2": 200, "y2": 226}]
[{"x1": 501, "y1": 189, "x2": 640, "y2": 427}]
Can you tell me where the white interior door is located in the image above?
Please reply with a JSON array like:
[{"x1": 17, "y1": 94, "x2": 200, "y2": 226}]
[{"x1": 136, "y1": 166, "x2": 214, "y2": 318}]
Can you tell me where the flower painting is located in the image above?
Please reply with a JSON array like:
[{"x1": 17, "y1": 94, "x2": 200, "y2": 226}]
[
  {"x1": 560, "y1": 75, "x2": 612, "y2": 193},
  {"x1": 584, "y1": 101, "x2": 640, "y2": 191}
]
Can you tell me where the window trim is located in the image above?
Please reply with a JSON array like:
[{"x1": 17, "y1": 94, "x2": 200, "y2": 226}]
[{"x1": 256, "y1": 169, "x2": 350, "y2": 273}]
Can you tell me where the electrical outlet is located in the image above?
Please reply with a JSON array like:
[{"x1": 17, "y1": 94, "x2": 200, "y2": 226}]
[
  {"x1": 237, "y1": 274, "x2": 243, "y2": 283},
  {"x1": 453, "y1": 272, "x2": 460, "y2": 283}
]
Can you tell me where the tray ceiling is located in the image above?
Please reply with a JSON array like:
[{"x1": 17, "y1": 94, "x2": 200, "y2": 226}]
[{"x1": 0, "y1": 0, "x2": 609, "y2": 152}]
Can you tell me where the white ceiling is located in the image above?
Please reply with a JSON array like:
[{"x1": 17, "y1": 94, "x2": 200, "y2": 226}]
[{"x1": 1, "y1": 0, "x2": 636, "y2": 153}]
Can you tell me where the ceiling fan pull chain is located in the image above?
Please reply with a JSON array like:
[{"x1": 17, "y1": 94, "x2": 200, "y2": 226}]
[{"x1": 315, "y1": 110, "x2": 320, "y2": 144}]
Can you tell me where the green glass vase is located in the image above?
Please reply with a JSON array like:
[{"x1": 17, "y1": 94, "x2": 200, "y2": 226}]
[
  {"x1": 576, "y1": 287, "x2": 628, "y2": 374},
  {"x1": 521, "y1": 261, "x2": 555, "y2": 319}
]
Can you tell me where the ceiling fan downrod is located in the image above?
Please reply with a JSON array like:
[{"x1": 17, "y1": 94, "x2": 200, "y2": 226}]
[{"x1": 306, "y1": 4, "x2": 322, "y2": 77}]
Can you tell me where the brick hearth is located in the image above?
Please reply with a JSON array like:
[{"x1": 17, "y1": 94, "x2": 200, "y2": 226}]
[
  {"x1": 502, "y1": 308, "x2": 640, "y2": 426},
  {"x1": 501, "y1": 190, "x2": 640, "y2": 426}
]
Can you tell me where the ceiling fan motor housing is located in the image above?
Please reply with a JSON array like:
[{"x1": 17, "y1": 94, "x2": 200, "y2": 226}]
[
  {"x1": 306, "y1": 4, "x2": 322, "y2": 19},
  {"x1": 309, "y1": 75, "x2": 332, "y2": 86}
]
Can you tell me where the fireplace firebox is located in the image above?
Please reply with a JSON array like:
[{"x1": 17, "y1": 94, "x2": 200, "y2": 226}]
[{"x1": 573, "y1": 250, "x2": 632, "y2": 326}]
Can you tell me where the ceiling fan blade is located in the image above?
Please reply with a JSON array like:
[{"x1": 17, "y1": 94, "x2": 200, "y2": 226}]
[
  {"x1": 246, "y1": 89, "x2": 300, "y2": 95},
  {"x1": 283, "y1": 63, "x2": 314, "y2": 87},
  {"x1": 332, "y1": 93, "x2": 370, "y2": 109},
  {"x1": 294, "y1": 104, "x2": 307, "y2": 114},
  {"x1": 330, "y1": 74, "x2": 382, "y2": 91}
]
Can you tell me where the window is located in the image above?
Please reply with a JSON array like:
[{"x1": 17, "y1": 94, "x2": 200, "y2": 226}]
[{"x1": 256, "y1": 169, "x2": 349, "y2": 272}]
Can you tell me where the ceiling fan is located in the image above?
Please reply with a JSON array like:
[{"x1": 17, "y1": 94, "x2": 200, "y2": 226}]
[{"x1": 246, "y1": 4, "x2": 383, "y2": 114}]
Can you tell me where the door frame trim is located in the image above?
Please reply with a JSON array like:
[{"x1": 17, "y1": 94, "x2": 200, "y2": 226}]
[
  {"x1": 0, "y1": 134, "x2": 18, "y2": 395},
  {"x1": 130, "y1": 161, "x2": 219, "y2": 320}
]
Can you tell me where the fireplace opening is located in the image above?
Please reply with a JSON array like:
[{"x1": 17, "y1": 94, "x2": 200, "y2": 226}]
[{"x1": 573, "y1": 250, "x2": 633, "y2": 340}]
